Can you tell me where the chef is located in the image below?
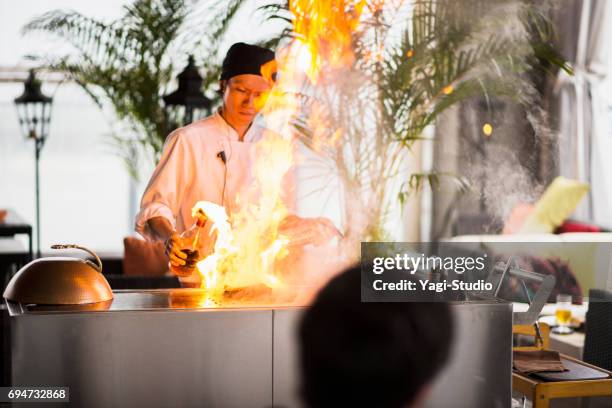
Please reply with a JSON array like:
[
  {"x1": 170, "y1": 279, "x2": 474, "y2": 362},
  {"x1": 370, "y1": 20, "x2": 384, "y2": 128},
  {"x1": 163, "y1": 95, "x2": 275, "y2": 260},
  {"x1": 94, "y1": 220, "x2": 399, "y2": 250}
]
[{"x1": 135, "y1": 42, "x2": 338, "y2": 285}]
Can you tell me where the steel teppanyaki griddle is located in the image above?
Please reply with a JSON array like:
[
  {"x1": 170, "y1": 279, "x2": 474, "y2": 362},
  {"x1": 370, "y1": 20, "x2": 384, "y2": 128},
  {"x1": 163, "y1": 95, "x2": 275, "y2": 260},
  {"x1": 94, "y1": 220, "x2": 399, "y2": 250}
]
[{"x1": 6, "y1": 289, "x2": 513, "y2": 408}]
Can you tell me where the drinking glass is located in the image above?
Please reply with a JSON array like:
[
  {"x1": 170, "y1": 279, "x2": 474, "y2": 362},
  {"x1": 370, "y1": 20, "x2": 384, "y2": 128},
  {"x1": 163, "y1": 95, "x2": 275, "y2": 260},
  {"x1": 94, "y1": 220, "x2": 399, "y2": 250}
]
[{"x1": 553, "y1": 294, "x2": 573, "y2": 334}]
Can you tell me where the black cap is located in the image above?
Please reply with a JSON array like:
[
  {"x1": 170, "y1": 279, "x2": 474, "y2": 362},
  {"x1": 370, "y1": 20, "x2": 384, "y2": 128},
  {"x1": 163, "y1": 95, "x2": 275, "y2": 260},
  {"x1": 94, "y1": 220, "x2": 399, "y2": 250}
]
[{"x1": 220, "y1": 42, "x2": 276, "y2": 81}]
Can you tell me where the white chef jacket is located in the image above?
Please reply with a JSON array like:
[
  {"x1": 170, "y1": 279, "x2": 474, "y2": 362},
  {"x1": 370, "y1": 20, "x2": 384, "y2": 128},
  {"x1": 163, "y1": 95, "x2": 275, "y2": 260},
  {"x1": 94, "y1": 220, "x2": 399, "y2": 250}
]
[{"x1": 135, "y1": 111, "x2": 295, "y2": 244}]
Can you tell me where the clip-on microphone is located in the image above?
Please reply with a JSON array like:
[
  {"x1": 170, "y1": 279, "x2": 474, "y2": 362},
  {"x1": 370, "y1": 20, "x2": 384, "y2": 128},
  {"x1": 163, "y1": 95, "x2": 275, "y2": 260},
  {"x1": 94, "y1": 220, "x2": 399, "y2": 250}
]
[{"x1": 217, "y1": 150, "x2": 227, "y2": 164}]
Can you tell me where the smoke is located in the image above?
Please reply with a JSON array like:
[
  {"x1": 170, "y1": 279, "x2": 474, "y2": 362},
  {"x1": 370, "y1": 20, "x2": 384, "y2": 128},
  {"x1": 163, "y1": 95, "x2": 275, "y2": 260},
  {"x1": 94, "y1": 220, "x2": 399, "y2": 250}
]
[
  {"x1": 457, "y1": 101, "x2": 556, "y2": 227},
  {"x1": 480, "y1": 146, "x2": 543, "y2": 222}
]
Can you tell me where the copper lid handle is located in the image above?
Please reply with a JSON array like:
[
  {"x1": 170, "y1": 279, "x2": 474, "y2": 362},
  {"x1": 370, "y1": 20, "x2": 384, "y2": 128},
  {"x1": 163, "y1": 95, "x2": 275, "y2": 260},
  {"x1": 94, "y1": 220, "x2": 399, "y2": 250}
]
[{"x1": 51, "y1": 244, "x2": 103, "y2": 273}]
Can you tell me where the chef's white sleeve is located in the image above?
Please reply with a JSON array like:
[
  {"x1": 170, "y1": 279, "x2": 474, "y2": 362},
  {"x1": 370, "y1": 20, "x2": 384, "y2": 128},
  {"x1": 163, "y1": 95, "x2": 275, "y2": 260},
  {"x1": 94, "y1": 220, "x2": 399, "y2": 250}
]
[{"x1": 135, "y1": 130, "x2": 193, "y2": 240}]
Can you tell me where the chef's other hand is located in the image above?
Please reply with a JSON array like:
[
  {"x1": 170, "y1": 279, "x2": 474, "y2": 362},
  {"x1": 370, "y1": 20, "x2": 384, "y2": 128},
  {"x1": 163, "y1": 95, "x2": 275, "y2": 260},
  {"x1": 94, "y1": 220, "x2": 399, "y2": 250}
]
[
  {"x1": 279, "y1": 215, "x2": 340, "y2": 247},
  {"x1": 165, "y1": 233, "x2": 188, "y2": 269}
]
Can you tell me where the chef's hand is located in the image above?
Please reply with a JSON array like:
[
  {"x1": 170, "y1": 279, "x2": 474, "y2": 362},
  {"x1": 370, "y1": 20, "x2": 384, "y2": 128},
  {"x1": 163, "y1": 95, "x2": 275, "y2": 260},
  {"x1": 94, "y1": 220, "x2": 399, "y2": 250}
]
[
  {"x1": 165, "y1": 233, "x2": 189, "y2": 271},
  {"x1": 279, "y1": 215, "x2": 340, "y2": 247}
]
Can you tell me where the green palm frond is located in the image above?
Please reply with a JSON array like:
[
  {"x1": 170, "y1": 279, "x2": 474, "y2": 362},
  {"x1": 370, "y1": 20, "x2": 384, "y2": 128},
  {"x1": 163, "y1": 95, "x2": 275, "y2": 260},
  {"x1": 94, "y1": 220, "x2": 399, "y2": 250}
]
[
  {"x1": 257, "y1": 1, "x2": 292, "y2": 27},
  {"x1": 249, "y1": 0, "x2": 569, "y2": 239},
  {"x1": 21, "y1": 0, "x2": 252, "y2": 179}
]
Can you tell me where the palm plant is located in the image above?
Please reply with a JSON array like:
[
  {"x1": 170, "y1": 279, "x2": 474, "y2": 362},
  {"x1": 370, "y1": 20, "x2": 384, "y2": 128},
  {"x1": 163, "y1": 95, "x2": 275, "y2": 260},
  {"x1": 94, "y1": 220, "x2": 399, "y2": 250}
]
[
  {"x1": 22, "y1": 0, "x2": 245, "y2": 179},
  {"x1": 242, "y1": 0, "x2": 571, "y2": 242},
  {"x1": 23, "y1": 0, "x2": 571, "y2": 243}
]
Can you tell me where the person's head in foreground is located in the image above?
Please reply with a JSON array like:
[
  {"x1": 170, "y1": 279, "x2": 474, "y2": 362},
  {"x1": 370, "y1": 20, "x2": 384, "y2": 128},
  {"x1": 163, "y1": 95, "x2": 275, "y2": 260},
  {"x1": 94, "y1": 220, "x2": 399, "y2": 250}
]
[
  {"x1": 299, "y1": 266, "x2": 454, "y2": 408},
  {"x1": 219, "y1": 42, "x2": 275, "y2": 131}
]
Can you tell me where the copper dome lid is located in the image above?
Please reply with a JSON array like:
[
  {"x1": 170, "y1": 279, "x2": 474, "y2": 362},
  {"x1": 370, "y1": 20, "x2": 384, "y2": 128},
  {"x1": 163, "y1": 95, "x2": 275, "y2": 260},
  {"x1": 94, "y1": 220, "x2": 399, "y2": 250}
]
[{"x1": 3, "y1": 244, "x2": 113, "y2": 305}]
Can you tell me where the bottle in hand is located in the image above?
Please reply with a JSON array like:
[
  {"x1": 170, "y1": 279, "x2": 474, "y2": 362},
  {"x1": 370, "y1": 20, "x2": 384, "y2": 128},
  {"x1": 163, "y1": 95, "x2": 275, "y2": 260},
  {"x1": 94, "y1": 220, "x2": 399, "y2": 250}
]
[{"x1": 170, "y1": 210, "x2": 207, "y2": 277}]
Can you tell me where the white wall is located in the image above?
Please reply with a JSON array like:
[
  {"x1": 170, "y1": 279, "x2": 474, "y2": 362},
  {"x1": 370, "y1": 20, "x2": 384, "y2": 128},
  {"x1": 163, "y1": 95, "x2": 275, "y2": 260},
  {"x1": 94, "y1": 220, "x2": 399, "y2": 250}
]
[{"x1": 1, "y1": 1, "x2": 137, "y2": 252}]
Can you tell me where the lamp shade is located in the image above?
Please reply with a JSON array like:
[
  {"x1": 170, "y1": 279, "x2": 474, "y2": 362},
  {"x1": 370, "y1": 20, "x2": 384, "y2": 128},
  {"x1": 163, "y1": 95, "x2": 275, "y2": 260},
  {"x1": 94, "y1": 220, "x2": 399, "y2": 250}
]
[
  {"x1": 163, "y1": 56, "x2": 212, "y2": 131},
  {"x1": 14, "y1": 69, "x2": 53, "y2": 141}
]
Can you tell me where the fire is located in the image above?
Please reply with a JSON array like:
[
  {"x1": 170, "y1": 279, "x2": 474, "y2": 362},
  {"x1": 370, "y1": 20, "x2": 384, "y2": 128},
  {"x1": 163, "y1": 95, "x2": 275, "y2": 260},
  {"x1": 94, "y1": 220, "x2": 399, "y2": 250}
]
[
  {"x1": 290, "y1": 0, "x2": 366, "y2": 83},
  {"x1": 193, "y1": 0, "x2": 367, "y2": 305},
  {"x1": 193, "y1": 198, "x2": 289, "y2": 302}
]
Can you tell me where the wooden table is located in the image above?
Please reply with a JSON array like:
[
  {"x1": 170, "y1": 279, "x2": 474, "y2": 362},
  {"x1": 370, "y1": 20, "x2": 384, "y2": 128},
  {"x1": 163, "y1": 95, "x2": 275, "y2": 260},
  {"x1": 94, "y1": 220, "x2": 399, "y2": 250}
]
[
  {"x1": 513, "y1": 354, "x2": 612, "y2": 408},
  {"x1": 0, "y1": 209, "x2": 33, "y2": 261}
]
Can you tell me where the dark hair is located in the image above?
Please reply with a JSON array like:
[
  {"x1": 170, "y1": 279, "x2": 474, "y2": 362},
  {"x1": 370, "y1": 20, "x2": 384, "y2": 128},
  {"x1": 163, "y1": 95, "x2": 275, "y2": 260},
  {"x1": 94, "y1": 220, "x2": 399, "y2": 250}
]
[{"x1": 299, "y1": 266, "x2": 454, "y2": 408}]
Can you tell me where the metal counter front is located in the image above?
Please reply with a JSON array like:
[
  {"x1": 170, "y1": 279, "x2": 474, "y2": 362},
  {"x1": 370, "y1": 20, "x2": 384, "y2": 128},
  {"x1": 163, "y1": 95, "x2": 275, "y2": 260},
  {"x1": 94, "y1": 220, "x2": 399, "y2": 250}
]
[{"x1": 6, "y1": 289, "x2": 512, "y2": 408}]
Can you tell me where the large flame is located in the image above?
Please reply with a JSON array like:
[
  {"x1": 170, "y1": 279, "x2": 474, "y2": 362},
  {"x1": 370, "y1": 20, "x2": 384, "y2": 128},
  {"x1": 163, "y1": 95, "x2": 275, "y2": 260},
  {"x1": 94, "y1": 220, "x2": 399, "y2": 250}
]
[
  {"x1": 291, "y1": 0, "x2": 366, "y2": 83},
  {"x1": 193, "y1": 0, "x2": 367, "y2": 305}
]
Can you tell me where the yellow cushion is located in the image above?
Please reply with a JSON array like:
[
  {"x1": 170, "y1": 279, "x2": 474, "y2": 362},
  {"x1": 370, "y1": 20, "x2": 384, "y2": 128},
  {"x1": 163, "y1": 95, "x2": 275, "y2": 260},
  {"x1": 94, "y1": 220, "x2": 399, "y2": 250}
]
[{"x1": 519, "y1": 177, "x2": 589, "y2": 233}]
